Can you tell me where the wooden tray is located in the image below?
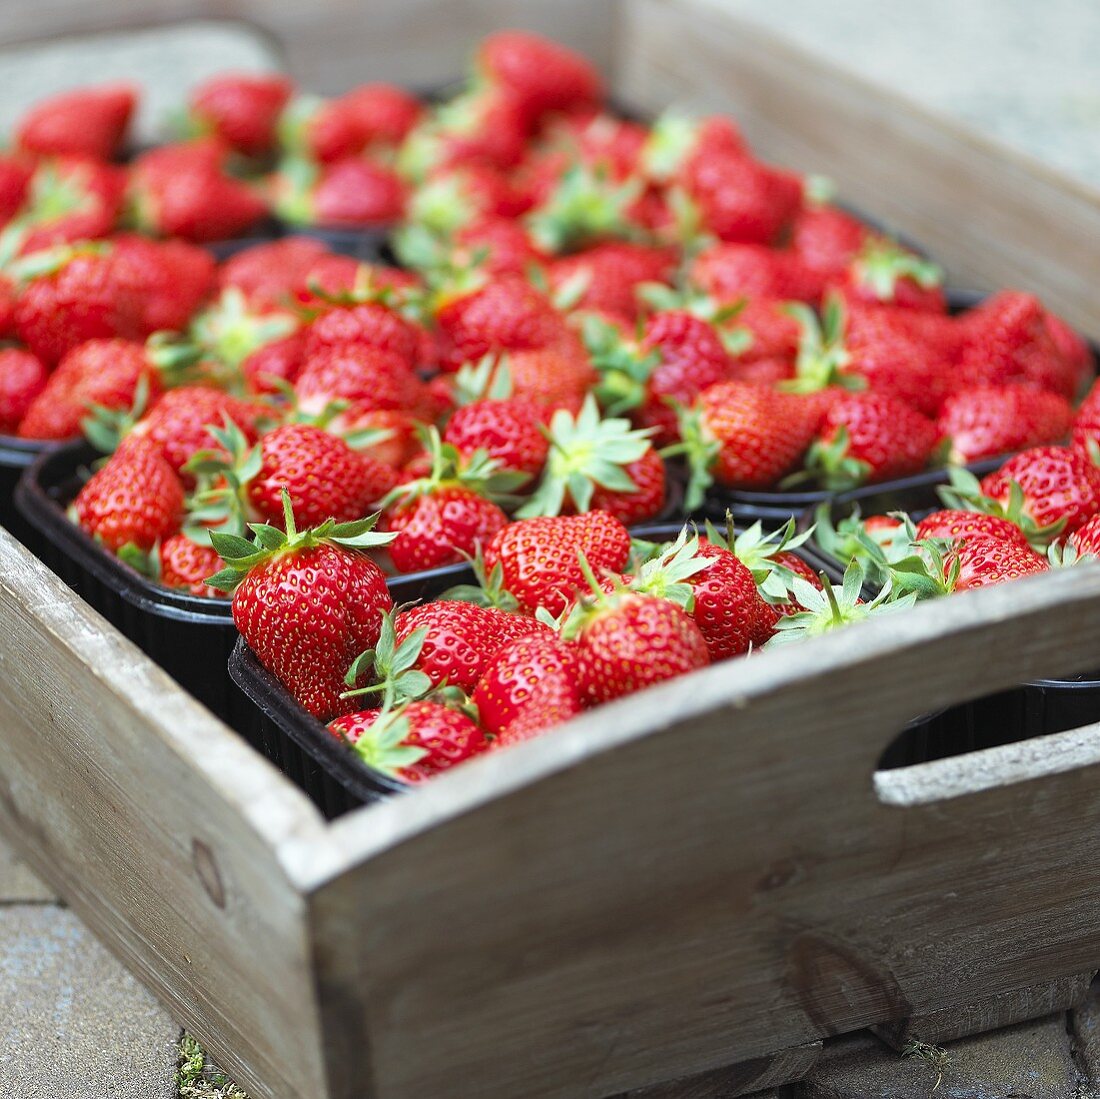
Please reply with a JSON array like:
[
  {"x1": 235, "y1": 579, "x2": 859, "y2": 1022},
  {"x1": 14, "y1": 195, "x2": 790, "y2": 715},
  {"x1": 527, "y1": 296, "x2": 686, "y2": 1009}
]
[{"x1": 3, "y1": 3, "x2": 1100, "y2": 1097}]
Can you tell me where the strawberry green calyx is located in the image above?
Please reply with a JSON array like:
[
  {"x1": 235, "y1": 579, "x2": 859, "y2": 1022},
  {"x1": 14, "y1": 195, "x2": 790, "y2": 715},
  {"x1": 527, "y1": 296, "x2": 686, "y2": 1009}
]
[
  {"x1": 939, "y1": 467, "x2": 1065, "y2": 549},
  {"x1": 706, "y1": 514, "x2": 815, "y2": 603},
  {"x1": 342, "y1": 707, "x2": 429, "y2": 778},
  {"x1": 582, "y1": 315, "x2": 660, "y2": 415},
  {"x1": 341, "y1": 611, "x2": 433, "y2": 709},
  {"x1": 184, "y1": 417, "x2": 263, "y2": 537},
  {"x1": 379, "y1": 425, "x2": 530, "y2": 511},
  {"x1": 665, "y1": 401, "x2": 719, "y2": 512},
  {"x1": 627, "y1": 524, "x2": 714, "y2": 610},
  {"x1": 853, "y1": 237, "x2": 943, "y2": 300},
  {"x1": 81, "y1": 374, "x2": 155, "y2": 454},
  {"x1": 405, "y1": 173, "x2": 477, "y2": 238},
  {"x1": 190, "y1": 287, "x2": 298, "y2": 371},
  {"x1": 441, "y1": 549, "x2": 522, "y2": 612},
  {"x1": 641, "y1": 113, "x2": 699, "y2": 182},
  {"x1": 766, "y1": 560, "x2": 914, "y2": 645},
  {"x1": 556, "y1": 549, "x2": 629, "y2": 639},
  {"x1": 275, "y1": 96, "x2": 322, "y2": 158},
  {"x1": 144, "y1": 331, "x2": 209, "y2": 385},
  {"x1": 527, "y1": 164, "x2": 643, "y2": 254},
  {"x1": 796, "y1": 426, "x2": 870, "y2": 492},
  {"x1": 779, "y1": 298, "x2": 861, "y2": 396},
  {"x1": 516, "y1": 395, "x2": 655, "y2": 518},
  {"x1": 4, "y1": 239, "x2": 109, "y2": 284},
  {"x1": 451, "y1": 354, "x2": 515, "y2": 406},
  {"x1": 116, "y1": 540, "x2": 160, "y2": 580},
  {"x1": 271, "y1": 155, "x2": 318, "y2": 226},
  {"x1": 205, "y1": 486, "x2": 395, "y2": 592},
  {"x1": 810, "y1": 503, "x2": 908, "y2": 589}
]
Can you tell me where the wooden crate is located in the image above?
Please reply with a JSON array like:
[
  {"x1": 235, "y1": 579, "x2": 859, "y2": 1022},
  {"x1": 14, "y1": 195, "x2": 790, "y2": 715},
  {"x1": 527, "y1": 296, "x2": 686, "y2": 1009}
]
[{"x1": 3, "y1": 3, "x2": 1100, "y2": 1097}]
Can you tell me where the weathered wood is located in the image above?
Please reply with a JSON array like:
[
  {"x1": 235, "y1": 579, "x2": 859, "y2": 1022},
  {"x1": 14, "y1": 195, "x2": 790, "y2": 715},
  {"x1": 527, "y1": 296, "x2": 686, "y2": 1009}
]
[
  {"x1": 616, "y1": 0, "x2": 1100, "y2": 341},
  {"x1": 873, "y1": 972, "x2": 1097, "y2": 1050},
  {"x1": 0, "y1": 527, "x2": 337, "y2": 1099}
]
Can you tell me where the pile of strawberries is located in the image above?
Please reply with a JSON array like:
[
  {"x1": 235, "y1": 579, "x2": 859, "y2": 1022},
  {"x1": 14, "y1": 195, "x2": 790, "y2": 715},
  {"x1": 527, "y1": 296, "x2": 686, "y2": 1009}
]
[{"x1": 0, "y1": 31, "x2": 1097, "y2": 782}]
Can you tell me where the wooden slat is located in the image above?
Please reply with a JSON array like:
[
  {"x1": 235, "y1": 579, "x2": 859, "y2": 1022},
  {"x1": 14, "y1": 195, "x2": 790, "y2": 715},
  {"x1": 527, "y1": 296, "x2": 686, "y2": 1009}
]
[
  {"x1": 303, "y1": 562, "x2": 1100, "y2": 1097},
  {"x1": 0, "y1": 527, "x2": 339, "y2": 1099},
  {"x1": 615, "y1": 0, "x2": 1100, "y2": 340}
]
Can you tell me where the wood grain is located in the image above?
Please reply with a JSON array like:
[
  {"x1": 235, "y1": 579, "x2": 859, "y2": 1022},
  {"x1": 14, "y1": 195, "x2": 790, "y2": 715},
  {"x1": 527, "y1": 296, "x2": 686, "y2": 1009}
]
[{"x1": 616, "y1": 0, "x2": 1100, "y2": 340}]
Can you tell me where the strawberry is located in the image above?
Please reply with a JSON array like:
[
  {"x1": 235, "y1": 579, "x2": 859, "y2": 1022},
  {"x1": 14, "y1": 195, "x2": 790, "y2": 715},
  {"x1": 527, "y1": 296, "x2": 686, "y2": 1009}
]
[
  {"x1": 0, "y1": 157, "x2": 31, "y2": 223},
  {"x1": 0, "y1": 348, "x2": 48, "y2": 433},
  {"x1": 12, "y1": 243, "x2": 146, "y2": 364},
  {"x1": 525, "y1": 162, "x2": 646, "y2": 254},
  {"x1": 218, "y1": 236, "x2": 330, "y2": 310},
  {"x1": 690, "y1": 242, "x2": 822, "y2": 304},
  {"x1": 676, "y1": 381, "x2": 817, "y2": 506},
  {"x1": 938, "y1": 385, "x2": 1072, "y2": 464},
  {"x1": 16, "y1": 82, "x2": 135, "y2": 161},
  {"x1": 482, "y1": 510, "x2": 631, "y2": 617},
  {"x1": 496, "y1": 346, "x2": 595, "y2": 414},
  {"x1": 734, "y1": 298, "x2": 801, "y2": 364},
  {"x1": 111, "y1": 235, "x2": 216, "y2": 334},
  {"x1": 474, "y1": 633, "x2": 584, "y2": 741},
  {"x1": 1068, "y1": 515, "x2": 1100, "y2": 560},
  {"x1": 129, "y1": 140, "x2": 267, "y2": 242},
  {"x1": 294, "y1": 344, "x2": 426, "y2": 424},
  {"x1": 330, "y1": 701, "x2": 487, "y2": 782},
  {"x1": 443, "y1": 397, "x2": 549, "y2": 476},
  {"x1": 208, "y1": 496, "x2": 395, "y2": 719},
  {"x1": 15, "y1": 157, "x2": 125, "y2": 253},
  {"x1": 829, "y1": 238, "x2": 946, "y2": 312},
  {"x1": 1071, "y1": 381, "x2": 1100, "y2": 458},
  {"x1": 71, "y1": 436, "x2": 183, "y2": 552},
  {"x1": 380, "y1": 431, "x2": 522, "y2": 572},
  {"x1": 273, "y1": 156, "x2": 406, "y2": 228},
  {"x1": 158, "y1": 533, "x2": 224, "y2": 598},
  {"x1": 188, "y1": 72, "x2": 294, "y2": 157},
  {"x1": 952, "y1": 536, "x2": 1048, "y2": 591},
  {"x1": 805, "y1": 391, "x2": 941, "y2": 489},
  {"x1": 401, "y1": 166, "x2": 529, "y2": 242},
  {"x1": 562, "y1": 587, "x2": 709, "y2": 705},
  {"x1": 641, "y1": 112, "x2": 747, "y2": 183},
  {"x1": 451, "y1": 216, "x2": 546, "y2": 277},
  {"x1": 548, "y1": 241, "x2": 675, "y2": 322},
  {"x1": 977, "y1": 446, "x2": 1100, "y2": 536},
  {"x1": 914, "y1": 509, "x2": 1030, "y2": 549},
  {"x1": 279, "y1": 95, "x2": 367, "y2": 163},
  {"x1": 304, "y1": 297, "x2": 421, "y2": 366},
  {"x1": 518, "y1": 396, "x2": 665, "y2": 524},
  {"x1": 478, "y1": 31, "x2": 603, "y2": 122},
  {"x1": 789, "y1": 203, "x2": 868, "y2": 278},
  {"x1": 17, "y1": 338, "x2": 165, "y2": 441},
  {"x1": 241, "y1": 331, "x2": 306, "y2": 396},
  {"x1": 1044, "y1": 310, "x2": 1093, "y2": 388},
  {"x1": 339, "y1": 83, "x2": 423, "y2": 147}
]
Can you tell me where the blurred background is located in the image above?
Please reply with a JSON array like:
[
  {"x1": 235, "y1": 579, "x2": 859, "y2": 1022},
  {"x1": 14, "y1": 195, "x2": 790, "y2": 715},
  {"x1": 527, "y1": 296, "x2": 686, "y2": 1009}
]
[{"x1": 0, "y1": 0, "x2": 1097, "y2": 181}]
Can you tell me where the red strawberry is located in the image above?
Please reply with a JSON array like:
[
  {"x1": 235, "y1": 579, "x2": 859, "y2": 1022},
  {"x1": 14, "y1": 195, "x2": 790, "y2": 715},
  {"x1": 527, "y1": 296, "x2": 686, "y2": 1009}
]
[
  {"x1": 304, "y1": 298, "x2": 420, "y2": 366},
  {"x1": 241, "y1": 330, "x2": 307, "y2": 396},
  {"x1": 915, "y1": 509, "x2": 1030, "y2": 549},
  {"x1": 690, "y1": 242, "x2": 822, "y2": 304},
  {"x1": 294, "y1": 344, "x2": 426, "y2": 424},
  {"x1": 1071, "y1": 381, "x2": 1100, "y2": 458},
  {"x1": 443, "y1": 398, "x2": 549, "y2": 476},
  {"x1": 188, "y1": 73, "x2": 293, "y2": 156},
  {"x1": 16, "y1": 82, "x2": 135, "y2": 161},
  {"x1": 274, "y1": 157, "x2": 406, "y2": 228},
  {"x1": 677, "y1": 381, "x2": 817, "y2": 505},
  {"x1": 548, "y1": 241, "x2": 675, "y2": 322},
  {"x1": 474, "y1": 633, "x2": 584, "y2": 741},
  {"x1": 72, "y1": 437, "x2": 183, "y2": 552},
  {"x1": 339, "y1": 83, "x2": 423, "y2": 147},
  {"x1": 478, "y1": 31, "x2": 603, "y2": 122},
  {"x1": 16, "y1": 158, "x2": 125, "y2": 253},
  {"x1": 497, "y1": 345, "x2": 595, "y2": 414},
  {"x1": 952, "y1": 536, "x2": 1048, "y2": 591},
  {"x1": 280, "y1": 96, "x2": 367, "y2": 163},
  {"x1": 588, "y1": 446, "x2": 667, "y2": 526},
  {"x1": 1044, "y1": 311, "x2": 1093, "y2": 389},
  {"x1": 829, "y1": 238, "x2": 946, "y2": 312},
  {"x1": 330, "y1": 702, "x2": 487, "y2": 782},
  {"x1": 790, "y1": 203, "x2": 868, "y2": 278},
  {"x1": 158, "y1": 533, "x2": 224, "y2": 598},
  {"x1": 979, "y1": 446, "x2": 1100, "y2": 535},
  {"x1": 17, "y1": 338, "x2": 164, "y2": 441},
  {"x1": 452, "y1": 216, "x2": 546, "y2": 277},
  {"x1": 0, "y1": 157, "x2": 31, "y2": 223},
  {"x1": 130, "y1": 140, "x2": 267, "y2": 242},
  {"x1": 563, "y1": 589, "x2": 709, "y2": 705},
  {"x1": 345, "y1": 409, "x2": 424, "y2": 469},
  {"x1": 0, "y1": 348, "x2": 48, "y2": 433},
  {"x1": 734, "y1": 298, "x2": 801, "y2": 364},
  {"x1": 483, "y1": 510, "x2": 631, "y2": 617},
  {"x1": 219, "y1": 236, "x2": 330, "y2": 310},
  {"x1": 1068, "y1": 514, "x2": 1100, "y2": 559},
  {"x1": 403, "y1": 166, "x2": 529, "y2": 241},
  {"x1": 209, "y1": 500, "x2": 395, "y2": 719},
  {"x1": 111, "y1": 235, "x2": 216, "y2": 335},
  {"x1": 938, "y1": 385, "x2": 1072, "y2": 464}
]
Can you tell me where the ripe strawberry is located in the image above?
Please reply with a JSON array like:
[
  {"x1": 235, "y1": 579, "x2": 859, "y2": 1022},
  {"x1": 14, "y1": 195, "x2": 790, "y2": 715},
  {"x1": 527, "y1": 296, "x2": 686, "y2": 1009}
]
[
  {"x1": 0, "y1": 348, "x2": 48, "y2": 433},
  {"x1": 676, "y1": 381, "x2": 817, "y2": 505},
  {"x1": 1068, "y1": 514, "x2": 1100, "y2": 559},
  {"x1": 241, "y1": 331, "x2": 307, "y2": 396},
  {"x1": 208, "y1": 498, "x2": 395, "y2": 719},
  {"x1": 273, "y1": 156, "x2": 406, "y2": 228},
  {"x1": 188, "y1": 72, "x2": 293, "y2": 157},
  {"x1": 952, "y1": 536, "x2": 1048, "y2": 591},
  {"x1": 497, "y1": 346, "x2": 595, "y2": 414},
  {"x1": 938, "y1": 385, "x2": 1072, "y2": 464},
  {"x1": 1070, "y1": 381, "x2": 1100, "y2": 457},
  {"x1": 158, "y1": 533, "x2": 224, "y2": 597},
  {"x1": 111, "y1": 234, "x2": 216, "y2": 334},
  {"x1": 219, "y1": 236, "x2": 330, "y2": 310},
  {"x1": 339, "y1": 83, "x2": 423, "y2": 147},
  {"x1": 829, "y1": 238, "x2": 946, "y2": 312},
  {"x1": 0, "y1": 156, "x2": 31, "y2": 223},
  {"x1": 518, "y1": 397, "x2": 665, "y2": 524},
  {"x1": 789, "y1": 203, "x2": 868, "y2": 278},
  {"x1": 304, "y1": 297, "x2": 421, "y2": 366},
  {"x1": 914, "y1": 509, "x2": 1030, "y2": 549},
  {"x1": 329, "y1": 702, "x2": 488, "y2": 782},
  {"x1": 17, "y1": 338, "x2": 164, "y2": 441},
  {"x1": 402, "y1": 166, "x2": 529, "y2": 242},
  {"x1": 734, "y1": 298, "x2": 801, "y2": 364},
  {"x1": 641, "y1": 112, "x2": 747, "y2": 183},
  {"x1": 12, "y1": 244, "x2": 146, "y2": 364},
  {"x1": 71, "y1": 437, "x2": 183, "y2": 552},
  {"x1": 279, "y1": 95, "x2": 367, "y2": 163},
  {"x1": 958, "y1": 291, "x2": 1078, "y2": 398},
  {"x1": 478, "y1": 31, "x2": 603, "y2": 122},
  {"x1": 483, "y1": 510, "x2": 631, "y2": 617},
  {"x1": 16, "y1": 157, "x2": 125, "y2": 253},
  {"x1": 548, "y1": 241, "x2": 675, "y2": 322},
  {"x1": 16, "y1": 82, "x2": 135, "y2": 161},
  {"x1": 474, "y1": 633, "x2": 584, "y2": 741},
  {"x1": 978, "y1": 446, "x2": 1100, "y2": 535},
  {"x1": 562, "y1": 588, "x2": 709, "y2": 705},
  {"x1": 381, "y1": 432, "x2": 521, "y2": 572},
  {"x1": 294, "y1": 344, "x2": 426, "y2": 425},
  {"x1": 1044, "y1": 311, "x2": 1093, "y2": 388},
  {"x1": 451, "y1": 216, "x2": 546, "y2": 277},
  {"x1": 690, "y1": 242, "x2": 823, "y2": 303},
  {"x1": 443, "y1": 397, "x2": 549, "y2": 476},
  {"x1": 345, "y1": 409, "x2": 424, "y2": 469},
  {"x1": 129, "y1": 140, "x2": 267, "y2": 242}
]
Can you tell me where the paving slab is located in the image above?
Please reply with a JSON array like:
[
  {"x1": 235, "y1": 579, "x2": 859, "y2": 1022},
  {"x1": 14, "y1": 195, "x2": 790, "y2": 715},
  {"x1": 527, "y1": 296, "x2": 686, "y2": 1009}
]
[
  {"x1": 0, "y1": 905, "x2": 177, "y2": 1098},
  {"x1": 795, "y1": 1015, "x2": 1084, "y2": 1099}
]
